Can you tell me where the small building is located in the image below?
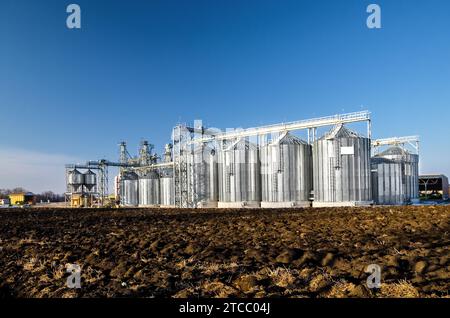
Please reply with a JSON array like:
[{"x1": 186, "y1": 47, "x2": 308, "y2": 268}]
[
  {"x1": 0, "y1": 198, "x2": 10, "y2": 206},
  {"x1": 70, "y1": 193, "x2": 93, "y2": 208},
  {"x1": 419, "y1": 174, "x2": 449, "y2": 200},
  {"x1": 9, "y1": 192, "x2": 36, "y2": 205}
]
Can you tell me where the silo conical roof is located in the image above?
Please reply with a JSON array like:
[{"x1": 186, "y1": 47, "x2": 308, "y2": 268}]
[
  {"x1": 272, "y1": 132, "x2": 308, "y2": 145},
  {"x1": 376, "y1": 146, "x2": 410, "y2": 157},
  {"x1": 226, "y1": 138, "x2": 257, "y2": 151},
  {"x1": 371, "y1": 157, "x2": 395, "y2": 164},
  {"x1": 140, "y1": 170, "x2": 159, "y2": 179},
  {"x1": 320, "y1": 124, "x2": 360, "y2": 140},
  {"x1": 122, "y1": 171, "x2": 139, "y2": 180}
]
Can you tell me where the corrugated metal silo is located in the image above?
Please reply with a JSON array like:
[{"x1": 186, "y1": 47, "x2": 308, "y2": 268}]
[
  {"x1": 312, "y1": 124, "x2": 372, "y2": 207},
  {"x1": 260, "y1": 132, "x2": 312, "y2": 208},
  {"x1": 138, "y1": 170, "x2": 160, "y2": 206},
  {"x1": 68, "y1": 169, "x2": 84, "y2": 192},
  {"x1": 83, "y1": 169, "x2": 96, "y2": 191},
  {"x1": 371, "y1": 157, "x2": 403, "y2": 205},
  {"x1": 188, "y1": 145, "x2": 218, "y2": 207},
  {"x1": 120, "y1": 171, "x2": 139, "y2": 207},
  {"x1": 374, "y1": 146, "x2": 419, "y2": 203},
  {"x1": 160, "y1": 168, "x2": 174, "y2": 207},
  {"x1": 218, "y1": 138, "x2": 261, "y2": 208}
]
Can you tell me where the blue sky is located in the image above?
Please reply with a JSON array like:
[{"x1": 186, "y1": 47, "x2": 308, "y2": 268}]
[{"x1": 1, "y1": 0, "x2": 449, "y2": 193}]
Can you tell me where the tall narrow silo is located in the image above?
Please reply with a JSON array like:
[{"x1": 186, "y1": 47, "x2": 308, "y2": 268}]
[
  {"x1": 312, "y1": 124, "x2": 372, "y2": 207},
  {"x1": 261, "y1": 132, "x2": 312, "y2": 208},
  {"x1": 120, "y1": 171, "x2": 139, "y2": 207},
  {"x1": 371, "y1": 157, "x2": 403, "y2": 205},
  {"x1": 188, "y1": 145, "x2": 218, "y2": 207},
  {"x1": 160, "y1": 143, "x2": 175, "y2": 207},
  {"x1": 138, "y1": 170, "x2": 160, "y2": 207},
  {"x1": 218, "y1": 138, "x2": 261, "y2": 208},
  {"x1": 160, "y1": 168, "x2": 174, "y2": 207},
  {"x1": 373, "y1": 146, "x2": 419, "y2": 203}
]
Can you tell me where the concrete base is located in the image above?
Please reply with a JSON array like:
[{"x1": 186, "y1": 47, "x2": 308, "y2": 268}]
[
  {"x1": 138, "y1": 204, "x2": 160, "y2": 208},
  {"x1": 159, "y1": 205, "x2": 176, "y2": 208},
  {"x1": 218, "y1": 201, "x2": 261, "y2": 208},
  {"x1": 261, "y1": 201, "x2": 311, "y2": 208},
  {"x1": 312, "y1": 201, "x2": 373, "y2": 207},
  {"x1": 196, "y1": 201, "x2": 218, "y2": 208}
]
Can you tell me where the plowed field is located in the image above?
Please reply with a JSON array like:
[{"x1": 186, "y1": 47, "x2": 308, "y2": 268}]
[{"x1": 0, "y1": 206, "x2": 448, "y2": 298}]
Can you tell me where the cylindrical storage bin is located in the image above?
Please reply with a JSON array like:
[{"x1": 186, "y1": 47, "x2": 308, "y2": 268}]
[
  {"x1": 83, "y1": 169, "x2": 97, "y2": 191},
  {"x1": 68, "y1": 169, "x2": 84, "y2": 193},
  {"x1": 120, "y1": 171, "x2": 139, "y2": 207},
  {"x1": 312, "y1": 124, "x2": 372, "y2": 207},
  {"x1": 187, "y1": 145, "x2": 218, "y2": 207},
  {"x1": 160, "y1": 168, "x2": 175, "y2": 207},
  {"x1": 374, "y1": 146, "x2": 419, "y2": 203},
  {"x1": 371, "y1": 157, "x2": 403, "y2": 205},
  {"x1": 260, "y1": 132, "x2": 312, "y2": 208},
  {"x1": 138, "y1": 170, "x2": 160, "y2": 207},
  {"x1": 218, "y1": 138, "x2": 261, "y2": 208}
]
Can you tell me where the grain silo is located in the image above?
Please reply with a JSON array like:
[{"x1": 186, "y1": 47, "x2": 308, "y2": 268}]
[
  {"x1": 188, "y1": 144, "x2": 218, "y2": 207},
  {"x1": 160, "y1": 168, "x2": 174, "y2": 206},
  {"x1": 83, "y1": 169, "x2": 97, "y2": 191},
  {"x1": 138, "y1": 170, "x2": 160, "y2": 206},
  {"x1": 260, "y1": 132, "x2": 312, "y2": 208},
  {"x1": 120, "y1": 171, "x2": 139, "y2": 206},
  {"x1": 160, "y1": 143, "x2": 175, "y2": 207},
  {"x1": 371, "y1": 157, "x2": 403, "y2": 205},
  {"x1": 312, "y1": 124, "x2": 372, "y2": 207},
  {"x1": 373, "y1": 146, "x2": 419, "y2": 203},
  {"x1": 68, "y1": 169, "x2": 84, "y2": 192},
  {"x1": 218, "y1": 138, "x2": 261, "y2": 208}
]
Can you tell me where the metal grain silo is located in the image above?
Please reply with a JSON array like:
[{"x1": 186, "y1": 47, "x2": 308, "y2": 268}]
[
  {"x1": 374, "y1": 146, "x2": 419, "y2": 203},
  {"x1": 312, "y1": 124, "x2": 372, "y2": 207},
  {"x1": 83, "y1": 169, "x2": 96, "y2": 191},
  {"x1": 218, "y1": 138, "x2": 261, "y2": 208},
  {"x1": 68, "y1": 169, "x2": 84, "y2": 192},
  {"x1": 120, "y1": 171, "x2": 139, "y2": 207},
  {"x1": 371, "y1": 157, "x2": 403, "y2": 205},
  {"x1": 160, "y1": 168, "x2": 174, "y2": 207},
  {"x1": 188, "y1": 145, "x2": 218, "y2": 207},
  {"x1": 138, "y1": 170, "x2": 160, "y2": 207},
  {"x1": 159, "y1": 143, "x2": 175, "y2": 207},
  {"x1": 260, "y1": 132, "x2": 312, "y2": 208}
]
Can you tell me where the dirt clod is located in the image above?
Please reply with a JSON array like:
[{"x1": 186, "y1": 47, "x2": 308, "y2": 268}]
[
  {"x1": 321, "y1": 253, "x2": 335, "y2": 267},
  {"x1": 414, "y1": 261, "x2": 428, "y2": 274},
  {"x1": 276, "y1": 248, "x2": 302, "y2": 264},
  {"x1": 348, "y1": 284, "x2": 371, "y2": 298},
  {"x1": 234, "y1": 275, "x2": 259, "y2": 293}
]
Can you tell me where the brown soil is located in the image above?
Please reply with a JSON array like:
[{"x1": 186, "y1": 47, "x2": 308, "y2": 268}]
[{"x1": 0, "y1": 206, "x2": 448, "y2": 298}]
